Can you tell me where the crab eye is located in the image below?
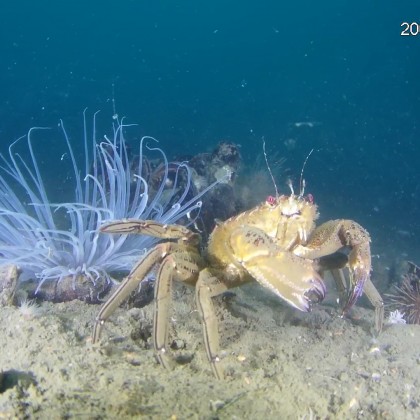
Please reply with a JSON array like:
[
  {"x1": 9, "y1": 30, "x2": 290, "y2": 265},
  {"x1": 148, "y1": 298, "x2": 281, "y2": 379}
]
[{"x1": 266, "y1": 195, "x2": 277, "y2": 206}]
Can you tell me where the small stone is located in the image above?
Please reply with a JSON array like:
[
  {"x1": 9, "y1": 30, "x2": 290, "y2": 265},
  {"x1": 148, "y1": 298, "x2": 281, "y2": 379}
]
[
  {"x1": 371, "y1": 372, "x2": 381, "y2": 382},
  {"x1": 124, "y1": 351, "x2": 142, "y2": 366},
  {"x1": 349, "y1": 397, "x2": 359, "y2": 410},
  {"x1": 339, "y1": 371, "x2": 349, "y2": 381},
  {"x1": 170, "y1": 339, "x2": 185, "y2": 350},
  {"x1": 210, "y1": 400, "x2": 225, "y2": 412}
]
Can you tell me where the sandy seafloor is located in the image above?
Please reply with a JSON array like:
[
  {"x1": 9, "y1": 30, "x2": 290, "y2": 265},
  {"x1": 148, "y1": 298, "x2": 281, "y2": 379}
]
[{"x1": 0, "y1": 234, "x2": 419, "y2": 420}]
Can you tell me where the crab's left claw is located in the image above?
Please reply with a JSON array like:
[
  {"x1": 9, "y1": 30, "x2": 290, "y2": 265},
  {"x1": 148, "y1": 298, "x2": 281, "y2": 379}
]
[
  {"x1": 297, "y1": 219, "x2": 383, "y2": 331},
  {"x1": 343, "y1": 238, "x2": 371, "y2": 313},
  {"x1": 341, "y1": 225, "x2": 385, "y2": 332},
  {"x1": 294, "y1": 219, "x2": 371, "y2": 313}
]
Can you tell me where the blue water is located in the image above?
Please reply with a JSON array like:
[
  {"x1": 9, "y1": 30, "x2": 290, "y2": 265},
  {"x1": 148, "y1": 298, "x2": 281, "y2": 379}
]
[{"x1": 1, "y1": 1, "x2": 419, "y2": 254}]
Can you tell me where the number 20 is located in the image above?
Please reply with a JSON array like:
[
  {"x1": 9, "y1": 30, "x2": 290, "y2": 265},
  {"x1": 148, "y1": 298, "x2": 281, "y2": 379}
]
[{"x1": 401, "y1": 22, "x2": 419, "y2": 36}]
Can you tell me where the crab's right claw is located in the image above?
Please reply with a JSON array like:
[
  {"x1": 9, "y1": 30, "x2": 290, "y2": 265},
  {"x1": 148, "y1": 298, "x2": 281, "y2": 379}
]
[{"x1": 229, "y1": 226, "x2": 326, "y2": 311}]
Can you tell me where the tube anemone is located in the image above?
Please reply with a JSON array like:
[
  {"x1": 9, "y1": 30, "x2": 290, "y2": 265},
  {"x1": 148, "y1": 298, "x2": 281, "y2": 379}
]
[{"x1": 0, "y1": 111, "x2": 213, "y2": 302}]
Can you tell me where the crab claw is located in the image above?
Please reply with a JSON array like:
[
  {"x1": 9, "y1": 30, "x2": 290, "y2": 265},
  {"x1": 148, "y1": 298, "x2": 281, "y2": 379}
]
[
  {"x1": 304, "y1": 277, "x2": 327, "y2": 307},
  {"x1": 342, "y1": 241, "x2": 371, "y2": 314},
  {"x1": 244, "y1": 251, "x2": 326, "y2": 312},
  {"x1": 229, "y1": 226, "x2": 326, "y2": 312},
  {"x1": 294, "y1": 219, "x2": 372, "y2": 315}
]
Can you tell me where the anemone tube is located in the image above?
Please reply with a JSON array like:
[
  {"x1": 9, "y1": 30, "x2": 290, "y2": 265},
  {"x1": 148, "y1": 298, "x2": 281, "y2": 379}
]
[{"x1": 0, "y1": 111, "x2": 216, "y2": 301}]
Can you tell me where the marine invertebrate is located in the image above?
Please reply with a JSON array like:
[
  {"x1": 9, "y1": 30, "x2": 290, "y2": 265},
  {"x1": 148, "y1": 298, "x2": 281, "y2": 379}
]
[
  {"x1": 94, "y1": 191, "x2": 383, "y2": 379},
  {"x1": 0, "y1": 111, "x2": 212, "y2": 302},
  {"x1": 386, "y1": 261, "x2": 420, "y2": 324},
  {"x1": 386, "y1": 309, "x2": 406, "y2": 325},
  {"x1": 17, "y1": 297, "x2": 43, "y2": 320}
]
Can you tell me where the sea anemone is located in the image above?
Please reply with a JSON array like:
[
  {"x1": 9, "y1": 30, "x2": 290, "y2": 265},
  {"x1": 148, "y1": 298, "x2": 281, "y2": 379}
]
[
  {"x1": 0, "y1": 110, "x2": 214, "y2": 302},
  {"x1": 386, "y1": 261, "x2": 420, "y2": 324},
  {"x1": 386, "y1": 309, "x2": 406, "y2": 325},
  {"x1": 17, "y1": 297, "x2": 43, "y2": 320}
]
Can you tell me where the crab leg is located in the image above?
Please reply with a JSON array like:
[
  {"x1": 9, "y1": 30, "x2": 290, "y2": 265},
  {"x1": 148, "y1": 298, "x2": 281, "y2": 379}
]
[
  {"x1": 92, "y1": 243, "x2": 172, "y2": 343},
  {"x1": 328, "y1": 270, "x2": 384, "y2": 332},
  {"x1": 153, "y1": 256, "x2": 175, "y2": 370},
  {"x1": 319, "y1": 252, "x2": 384, "y2": 332},
  {"x1": 100, "y1": 219, "x2": 200, "y2": 244},
  {"x1": 360, "y1": 278, "x2": 384, "y2": 332},
  {"x1": 95, "y1": 220, "x2": 206, "y2": 369},
  {"x1": 195, "y1": 268, "x2": 228, "y2": 380},
  {"x1": 153, "y1": 249, "x2": 203, "y2": 370}
]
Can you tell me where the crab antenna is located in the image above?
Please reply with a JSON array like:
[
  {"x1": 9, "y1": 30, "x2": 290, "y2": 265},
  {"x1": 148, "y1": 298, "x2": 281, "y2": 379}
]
[
  {"x1": 299, "y1": 148, "x2": 314, "y2": 196},
  {"x1": 262, "y1": 137, "x2": 279, "y2": 198},
  {"x1": 111, "y1": 81, "x2": 118, "y2": 121},
  {"x1": 301, "y1": 179, "x2": 306, "y2": 196},
  {"x1": 287, "y1": 178, "x2": 295, "y2": 195}
]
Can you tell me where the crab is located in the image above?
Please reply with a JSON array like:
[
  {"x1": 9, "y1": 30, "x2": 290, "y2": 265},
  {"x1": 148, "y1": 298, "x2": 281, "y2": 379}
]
[{"x1": 93, "y1": 191, "x2": 384, "y2": 379}]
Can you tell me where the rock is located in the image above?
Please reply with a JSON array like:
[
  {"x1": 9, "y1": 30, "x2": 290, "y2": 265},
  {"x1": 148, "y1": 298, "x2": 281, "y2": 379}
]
[{"x1": 0, "y1": 264, "x2": 20, "y2": 306}]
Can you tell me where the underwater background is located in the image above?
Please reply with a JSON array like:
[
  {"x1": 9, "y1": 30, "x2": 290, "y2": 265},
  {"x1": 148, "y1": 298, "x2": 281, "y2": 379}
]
[
  {"x1": 2, "y1": 2, "x2": 420, "y2": 418},
  {"x1": 0, "y1": 0, "x2": 419, "y2": 251}
]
